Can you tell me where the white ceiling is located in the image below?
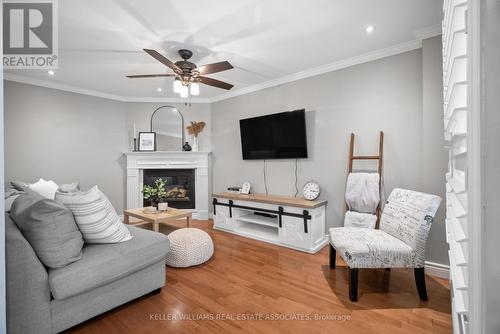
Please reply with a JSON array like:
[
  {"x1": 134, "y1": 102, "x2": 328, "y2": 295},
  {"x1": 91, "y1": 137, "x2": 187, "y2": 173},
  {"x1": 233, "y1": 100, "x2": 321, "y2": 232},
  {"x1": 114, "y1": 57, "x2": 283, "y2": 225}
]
[{"x1": 5, "y1": 0, "x2": 442, "y2": 102}]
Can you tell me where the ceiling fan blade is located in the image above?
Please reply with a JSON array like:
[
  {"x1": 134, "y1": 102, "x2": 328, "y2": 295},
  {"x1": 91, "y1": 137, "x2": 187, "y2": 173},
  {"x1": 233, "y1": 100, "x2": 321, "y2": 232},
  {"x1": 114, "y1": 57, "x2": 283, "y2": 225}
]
[
  {"x1": 198, "y1": 76, "x2": 233, "y2": 90},
  {"x1": 126, "y1": 74, "x2": 176, "y2": 78},
  {"x1": 143, "y1": 49, "x2": 181, "y2": 72},
  {"x1": 196, "y1": 61, "x2": 233, "y2": 75}
]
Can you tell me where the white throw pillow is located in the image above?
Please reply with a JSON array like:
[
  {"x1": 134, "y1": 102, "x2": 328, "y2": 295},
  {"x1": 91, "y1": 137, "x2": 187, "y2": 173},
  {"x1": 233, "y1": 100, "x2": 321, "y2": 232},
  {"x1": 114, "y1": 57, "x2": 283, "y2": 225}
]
[
  {"x1": 28, "y1": 178, "x2": 59, "y2": 199},
  {"x1": 55, "y1": 186, "x2": 132, "y2": 243}
]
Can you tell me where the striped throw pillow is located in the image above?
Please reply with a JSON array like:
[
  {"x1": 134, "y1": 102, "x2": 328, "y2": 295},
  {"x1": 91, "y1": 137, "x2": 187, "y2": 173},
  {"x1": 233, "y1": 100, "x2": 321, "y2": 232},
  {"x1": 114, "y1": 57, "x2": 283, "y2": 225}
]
[{"x1": 55, "y1": 186, "x2": 132, "y2": 243}]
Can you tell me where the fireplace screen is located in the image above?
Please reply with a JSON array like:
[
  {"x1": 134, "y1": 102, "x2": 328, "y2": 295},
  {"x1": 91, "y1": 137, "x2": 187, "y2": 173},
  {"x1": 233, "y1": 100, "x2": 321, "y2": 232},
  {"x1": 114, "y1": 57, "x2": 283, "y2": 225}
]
[{"x1": 143, "y1": 169, "x2": 195, "y2": 209}]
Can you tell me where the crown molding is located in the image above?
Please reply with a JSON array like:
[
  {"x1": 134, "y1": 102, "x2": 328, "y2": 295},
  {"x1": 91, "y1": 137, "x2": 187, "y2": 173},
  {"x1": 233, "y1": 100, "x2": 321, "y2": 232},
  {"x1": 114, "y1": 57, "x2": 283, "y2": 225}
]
[
  {"x1": 3, "y1": 73, "x2": 211, "y2": 103},
  {"x1": 207, "y1": 39, "x2": 422, "y2": 103},
  {"x1": 413, "y1": 24, "x2": 442, "y2": 41},
  {"x1": 4, "y1": 38, "x2": 424, "y2": 104}
]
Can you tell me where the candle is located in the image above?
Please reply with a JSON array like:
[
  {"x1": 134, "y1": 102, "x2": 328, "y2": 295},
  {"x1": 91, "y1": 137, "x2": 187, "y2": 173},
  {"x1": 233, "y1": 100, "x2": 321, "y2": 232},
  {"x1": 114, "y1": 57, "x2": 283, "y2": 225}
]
[
  {"x1": 158, "y1": 202, "x2": 168, "y2": 211},
  {"x1": 133, "y1": 123, "x2": 136, "y2": 139}
]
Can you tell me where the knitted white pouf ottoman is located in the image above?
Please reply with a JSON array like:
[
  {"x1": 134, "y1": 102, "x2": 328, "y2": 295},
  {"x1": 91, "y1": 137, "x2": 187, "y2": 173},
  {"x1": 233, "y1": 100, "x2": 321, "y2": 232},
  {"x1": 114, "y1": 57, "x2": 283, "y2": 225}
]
[{"x1": 165, "y1": 228, "x2": 214, "y2": 268}]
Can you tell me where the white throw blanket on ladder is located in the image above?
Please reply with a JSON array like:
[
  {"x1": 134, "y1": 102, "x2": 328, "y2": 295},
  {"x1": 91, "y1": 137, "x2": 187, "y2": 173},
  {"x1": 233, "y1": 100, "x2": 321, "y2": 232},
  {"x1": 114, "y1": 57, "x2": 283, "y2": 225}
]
[{"x1": 344, "y1": 172, "x2": 380, "y2": 229}]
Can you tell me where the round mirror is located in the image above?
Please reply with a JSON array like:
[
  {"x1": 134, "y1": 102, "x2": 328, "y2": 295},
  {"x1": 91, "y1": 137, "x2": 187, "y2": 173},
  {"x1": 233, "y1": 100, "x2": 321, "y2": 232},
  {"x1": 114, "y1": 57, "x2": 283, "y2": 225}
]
[{"x1": 150, "y1": 106, "x2": 184, "y2": 151}]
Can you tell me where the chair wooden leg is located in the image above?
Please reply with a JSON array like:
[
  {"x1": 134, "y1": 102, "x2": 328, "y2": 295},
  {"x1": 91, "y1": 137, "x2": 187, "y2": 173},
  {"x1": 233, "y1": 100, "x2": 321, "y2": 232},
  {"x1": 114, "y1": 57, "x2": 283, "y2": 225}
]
[
  {"x1": 414, "y1": 268, "x2": 428, "y2": 301},
  {"x1": 329, "y1": 244, "x2": 336, "y2": 269},
  {"x1": 349, "y1": 268, "x2": 359, "y2": 302}
]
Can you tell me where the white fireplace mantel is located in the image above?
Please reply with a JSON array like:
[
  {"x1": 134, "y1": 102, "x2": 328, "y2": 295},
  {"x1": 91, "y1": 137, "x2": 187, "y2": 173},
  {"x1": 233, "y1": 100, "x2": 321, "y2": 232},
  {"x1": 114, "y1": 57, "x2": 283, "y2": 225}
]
[{"x1": 124, "y1": 151, "x2": 210, "y2": 220}]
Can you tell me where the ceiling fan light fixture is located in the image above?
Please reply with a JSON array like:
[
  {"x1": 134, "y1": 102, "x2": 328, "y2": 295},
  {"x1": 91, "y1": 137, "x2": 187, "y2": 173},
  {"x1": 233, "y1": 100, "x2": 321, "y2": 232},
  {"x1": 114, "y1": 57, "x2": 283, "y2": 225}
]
[
  {"x1": 127, "y1": 49, "x2": 234, "y2": 93},
  {"x1": 173, "y1": 78, "x2": 182, "y2": 93},
  {"x1": 190, "y1": 82, "x2": 200, "y2": 96},
  {"x1": 180, "y1": 84, "x2": 189, "y2": 98}
]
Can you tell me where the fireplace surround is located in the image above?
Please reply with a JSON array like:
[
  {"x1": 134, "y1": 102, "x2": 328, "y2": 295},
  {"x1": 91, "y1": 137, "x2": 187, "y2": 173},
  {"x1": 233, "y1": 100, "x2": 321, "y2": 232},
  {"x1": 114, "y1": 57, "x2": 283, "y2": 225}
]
[{"x1": 125, "y1": 151, "x2": 210, "y2": 220}]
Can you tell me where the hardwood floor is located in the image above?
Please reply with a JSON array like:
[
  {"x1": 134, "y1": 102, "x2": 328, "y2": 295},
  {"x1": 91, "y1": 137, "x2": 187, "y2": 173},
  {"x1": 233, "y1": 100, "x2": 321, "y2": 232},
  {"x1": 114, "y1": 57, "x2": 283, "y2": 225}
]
[{"x1": 68, "y1": 220, "x2": 451, "y2": 334}]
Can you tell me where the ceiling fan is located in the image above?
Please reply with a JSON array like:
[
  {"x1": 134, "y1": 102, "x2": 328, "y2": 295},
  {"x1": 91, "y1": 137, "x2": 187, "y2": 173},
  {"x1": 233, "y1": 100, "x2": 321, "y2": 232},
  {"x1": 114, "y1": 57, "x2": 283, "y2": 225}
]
[{"x1": 126, "y1": 49, "x2": 234, "y2": 98}]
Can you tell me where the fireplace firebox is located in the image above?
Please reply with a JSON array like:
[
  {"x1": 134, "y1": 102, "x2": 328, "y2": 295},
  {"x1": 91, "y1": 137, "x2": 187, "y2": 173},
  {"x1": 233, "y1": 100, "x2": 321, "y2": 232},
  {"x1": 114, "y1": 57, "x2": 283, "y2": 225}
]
[{"x1": 143, "y1": 169, "x2": 195, "y2": 209}]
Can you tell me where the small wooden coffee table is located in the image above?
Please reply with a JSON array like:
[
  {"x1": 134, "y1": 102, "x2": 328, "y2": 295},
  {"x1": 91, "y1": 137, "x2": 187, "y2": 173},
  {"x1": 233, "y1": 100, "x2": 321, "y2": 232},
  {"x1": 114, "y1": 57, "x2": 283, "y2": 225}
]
[{"x1": 123, "y1": 207, "x2": 192, "y2": 232}]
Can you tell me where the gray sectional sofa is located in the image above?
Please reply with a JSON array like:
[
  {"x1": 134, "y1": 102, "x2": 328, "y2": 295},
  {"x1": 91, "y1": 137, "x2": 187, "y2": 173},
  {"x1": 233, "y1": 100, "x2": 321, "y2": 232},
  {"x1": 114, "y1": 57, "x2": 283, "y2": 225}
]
[{"x1": 6, "y1": 214, "x2": 170, "y2": 333}]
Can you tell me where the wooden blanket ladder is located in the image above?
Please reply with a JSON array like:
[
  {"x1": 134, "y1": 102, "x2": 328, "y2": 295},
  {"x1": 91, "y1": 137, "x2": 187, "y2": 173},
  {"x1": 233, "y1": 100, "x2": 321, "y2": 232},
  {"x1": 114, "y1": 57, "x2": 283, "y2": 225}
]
[{"x1": 347, "y1": 131, "x2": 384, "y2": 228}]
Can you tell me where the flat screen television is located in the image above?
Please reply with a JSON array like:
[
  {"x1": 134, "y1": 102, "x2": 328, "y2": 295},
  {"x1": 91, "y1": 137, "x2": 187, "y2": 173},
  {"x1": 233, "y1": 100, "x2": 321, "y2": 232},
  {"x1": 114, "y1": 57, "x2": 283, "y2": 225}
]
[{"x1": 239, "y1": 109, "x2": 308, "y2": 160}]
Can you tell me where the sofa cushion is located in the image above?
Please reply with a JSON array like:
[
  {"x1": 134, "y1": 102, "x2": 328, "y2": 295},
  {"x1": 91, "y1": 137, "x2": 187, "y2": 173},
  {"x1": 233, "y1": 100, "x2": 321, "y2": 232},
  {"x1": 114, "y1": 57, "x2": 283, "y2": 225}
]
[
  {"x1": 5, "y1": 214, "x2": 52, "y2": 334},
  {"x1": 48, "y1": 225, "x2": 169, "y2": 300},
  {"x1": 28, "y1": 178, "x2": 59, "y2": 199},
  {"x1": 10, "y1": 191, "x2": 84, "y2": 269},
  {"x1": 58, "y1": 182, "x2": 80, "y2": 193},
  {"x1": 10, "y1": 180, "x2": 30, "y2": 192},
  {"x1": 5, "y1": 195, "x2": 20, "y2": 212},
  {"x1": 5, "y1": 188, "x2": 23, "y2": 212},
  {"x1": 55, "y1": 186, "x2": 132, "y2": 243}
]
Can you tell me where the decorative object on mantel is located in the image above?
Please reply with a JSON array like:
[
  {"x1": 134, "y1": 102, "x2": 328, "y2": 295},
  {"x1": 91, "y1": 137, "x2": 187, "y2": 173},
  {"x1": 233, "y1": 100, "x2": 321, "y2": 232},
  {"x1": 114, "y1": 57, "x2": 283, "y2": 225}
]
[
  {"x1": 138, "y1": 132, "x2": 156, "y2": 151},
  {"x1": 151, "y1": 106, "x2": 184, "y2": 151},
  {"x1": 182, "y1": 142, "x2": 192, "y2": 151},
  {"x1": 186, "y1": 121, "x2": 206, "y2": 152},
  {"x1": 132, "y1": 123, "x2": 138, "y2": 151},
  {"x1": 141, "y1": 178, "x2": 167, "y2": 208}
]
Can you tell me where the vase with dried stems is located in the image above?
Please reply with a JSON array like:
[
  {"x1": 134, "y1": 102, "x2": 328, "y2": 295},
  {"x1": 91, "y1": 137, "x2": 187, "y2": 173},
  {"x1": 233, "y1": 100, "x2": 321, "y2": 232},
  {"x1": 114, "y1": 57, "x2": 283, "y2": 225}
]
[{"x1": 186, "y1": 121, "x2": 206, "y2": 152}]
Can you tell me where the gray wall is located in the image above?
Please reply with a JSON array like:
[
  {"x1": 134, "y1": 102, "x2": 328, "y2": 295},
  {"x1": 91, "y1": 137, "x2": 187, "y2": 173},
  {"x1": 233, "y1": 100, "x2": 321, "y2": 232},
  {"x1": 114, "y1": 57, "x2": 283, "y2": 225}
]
[
  {"x1": 3, "y1": 81, "x2": 210, "y2": 212},
  {"x1": 422, "y1": 36, "x2": 448, "y2": 265},
  {"x1": 483, "y1": 0, "x2": 500, "y2": 332},
  {"x1": 211, "y1": 40, "x2": 448, "y2": 265},
  {"x1": 4, "y1": 82, "x2": 128, "y2": 211}
]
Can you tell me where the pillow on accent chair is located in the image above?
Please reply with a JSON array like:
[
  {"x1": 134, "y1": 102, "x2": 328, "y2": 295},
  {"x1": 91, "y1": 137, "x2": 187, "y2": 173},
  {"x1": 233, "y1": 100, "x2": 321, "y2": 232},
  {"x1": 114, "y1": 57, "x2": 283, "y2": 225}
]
[
  {"x1": 10, "y1": 191, "x2": 84, "y2": 269},
  {"x1": 28, "y1": 178, "x2": 59, "y2": 199},
  {"x1": 55, "y1": 186, "x2": 133, "y2": 243}
]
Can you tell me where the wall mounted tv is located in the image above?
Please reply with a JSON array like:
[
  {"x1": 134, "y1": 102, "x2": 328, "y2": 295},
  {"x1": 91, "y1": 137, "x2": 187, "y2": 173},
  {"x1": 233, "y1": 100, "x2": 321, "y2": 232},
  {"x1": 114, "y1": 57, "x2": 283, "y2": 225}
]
[{"x1": 239, "y1": 109, "x2": 308, "y2": 160}]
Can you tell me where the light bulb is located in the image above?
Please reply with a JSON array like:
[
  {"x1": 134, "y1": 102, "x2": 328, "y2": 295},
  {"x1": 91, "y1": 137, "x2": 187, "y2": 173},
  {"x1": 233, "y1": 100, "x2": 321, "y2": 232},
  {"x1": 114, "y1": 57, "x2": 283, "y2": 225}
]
[
  {"x1": 180, "y1": 85, "x2": 189, "y2": 98},
  {"x1": 173, "y1": 78, "x2": 182, "y2": 93},
  {"x1": 190, "y1": 82, "x2": 200, "y2": 96},
  {"x1": 365, "y1": 25, "x2": 375, "y2": 34}
]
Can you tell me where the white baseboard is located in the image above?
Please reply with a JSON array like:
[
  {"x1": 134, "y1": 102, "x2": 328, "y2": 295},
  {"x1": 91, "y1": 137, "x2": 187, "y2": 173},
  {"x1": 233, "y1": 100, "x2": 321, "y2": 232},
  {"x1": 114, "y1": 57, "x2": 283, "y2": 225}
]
[{"x1": 425, "y1": 261, "x2": 450, "y2": 279}]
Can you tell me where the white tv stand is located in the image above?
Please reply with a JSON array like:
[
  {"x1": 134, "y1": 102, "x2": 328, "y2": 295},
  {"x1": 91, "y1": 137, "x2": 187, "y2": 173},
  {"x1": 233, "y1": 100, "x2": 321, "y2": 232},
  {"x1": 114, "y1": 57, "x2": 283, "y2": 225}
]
[{"x1": 212, "y1": 192, "x2": 328, "y2": 253}]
